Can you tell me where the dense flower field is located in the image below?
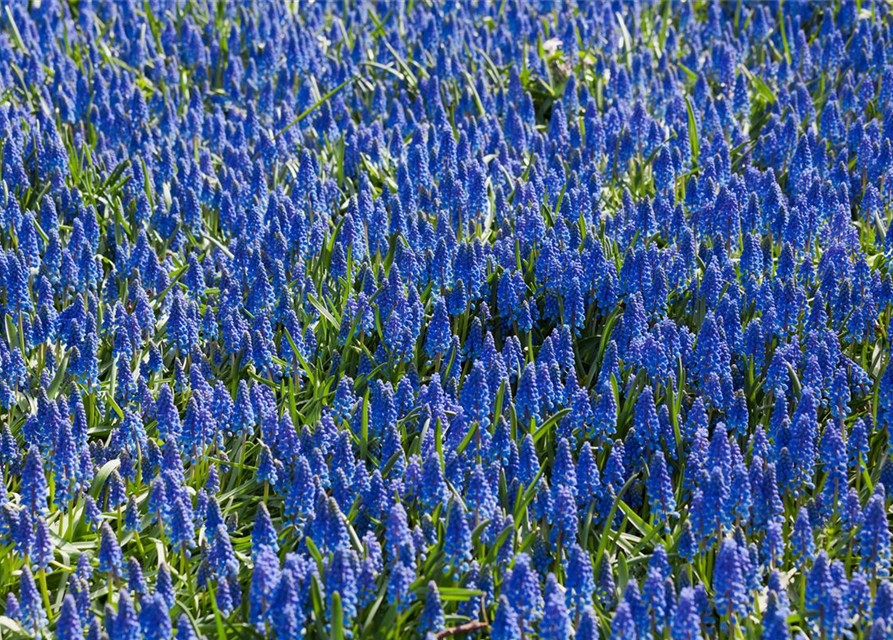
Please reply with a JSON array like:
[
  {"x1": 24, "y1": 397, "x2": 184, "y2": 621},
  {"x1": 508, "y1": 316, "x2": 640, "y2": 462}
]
[{"x1": 1, "y1": 0, "x2": 893, "y2": 638}]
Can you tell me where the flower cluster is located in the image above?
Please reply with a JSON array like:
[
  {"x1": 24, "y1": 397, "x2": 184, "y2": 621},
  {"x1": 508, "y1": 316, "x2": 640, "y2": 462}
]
[{"x1": 0, "y1": 0, "x2": 892, "y2": 639}]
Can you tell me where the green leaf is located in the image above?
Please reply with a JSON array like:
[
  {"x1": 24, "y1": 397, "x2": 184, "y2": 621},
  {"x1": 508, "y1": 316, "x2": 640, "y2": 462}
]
[
  {"x1": 684, "y1": 95, "x2": 699, "y2": 165},
  {"x1": 512, "y1": 463, "x2": 547, "y2": 522},
  {"x1": 431, "y1": 587, "x2": 485, "y2": 602},
  {"x1": 209, "y1": 584, "x2": 229, "y2": 640},
  {"x1": 740, "y1": 66, "x2": 776, "y2": 104},
  {"x1": 3, "y1": 7, "x2": 26, "y2": 54},
  {"x1": 532, "y1": 408, "x2": 570, "y2": 444},
  {"x1": 493, "y1": 379, "x2": 506, "y2": 423},
  {"x1": 778, "y1": 1, "x2": 791, "y2": 65},
  {"x1": 331, "y1": 592, "x2": 345, "y2": 640},
  {"x1": 658, "y1": 0, "x2": 671, "y2": 52},
  {"x1": 455, "y1": 421, "x2": 479, "y2": 456},
  {"x1": 305, "y1": 537, "x2": 325, "y2": 573},
  {"x1": 614, "y1": 11, "x2": 633, "y2": 54},
  {"x1": 274, "y1": 76, "x2": 356, "y2": 141},
  {"x1": 594, "y1": 475, "x2": 637, "y2": 573},
  {"x1": 676, "y1": 62, "x2": 698, "y2": 82},
  {"x1": 360, "y1": 389, "x2": 370, "y2": 461},
  {"x1": 361, "y1": 582, "x2": 388, "y2": 635},
  {"x1": 284, "y1": 328, "x2": 316, "y2": 387},
  {"x1": 483, "y1": 524, "x2": 514, "y2": 566},
  {"x1": 90, "y1": 459, "x2": 122, "y2": 499},
  {"x1": 309, "y1": 295, "x2": 341, "y2": 330},
  {"x1": 47, "y1": 350, "x2": 70, "y2": 398}
]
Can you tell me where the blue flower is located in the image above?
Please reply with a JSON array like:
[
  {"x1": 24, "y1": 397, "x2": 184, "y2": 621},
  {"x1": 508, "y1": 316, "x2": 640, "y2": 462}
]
[
  {"x1": 713, "y1": 538, "x2": 748, "y2": 626},
  {"x1": 114, "y1": 591, "x2": 140, "y2": 640},
  {"x1": 760, "y1": 591, "x2": 790, "y2": 640},
  {"x1": 248, "y1": 545, "x2": 280, "y2": 630},
  {"x1": 565, "y1": 543, "x2": 594, "y2": 616},
  {"x1": 610, "y1": 601, "x2": 637, "y2": 640},
  {"x1": 326, "y1": 547, "x2": 358, "y2": 629},
  {"x1": 491, "y1": 596, "x2": 521, "y2": 640},
  {"x1": 860, "y1": 493, "x2": 891, "y2": 574},
  {"x1": 418, "y1": 581, "x2": 445, "y2": 637},
  {"x1": 671, "y1": 587, "x2": 703, "y2": 640},
  {"x1": 175, "y1": 615, "x2": 197, "y2": 640},
  {"x1": 387, "y1": 560, "x2": 416, "y2": 613},
  {"x1": 32, "y1": 516, "x2": 53, "y2": 571},
  {"x1": 460, "y1": 360, "x2": 491, "y2": 427},
  {"x1": 646, "y1": 450, "x2": 676, "y2": 530},
  {"x1": 19, "y1": 566, "x2": 46, "y2": 635},
  {"x1": 504, "y1": 553, "x2": 542, "y2": 632},
  {"x1": 540, "y1": 573, "x2": 572, "y2": 640},
  {"x1": 127, "y1": 558, "x2": 147, "y2": 596},
  {"x1": 252, "y1": 503, "x2": 279, "y2": 553},
  {"x1": 426, "y1": 296, "x2": 453, "y2": 359},
  {"x1": 444, "y1": 501, "x2": 472, "y2": 575},
  {"x1": 55, "y1": 594, "x2": 84, "y2": 640},
  {"x1": 139, "y1": 594, "x2": 172, "y2": 640},
  {"x1": 210, "y1": 524, "x2": 239, "y2": 579},
  {"x1": 20, "y1": 446, "x2": 48, "y2": 514},
  {"x1": 168, "y1": 496, "x2": 195, "y2": 553},
  {"x1": 514, "y1": 363, "x2": 541, "y2": 427},
  {"x1": 792, "y1": 506, "x2": 815, "y2": 566},
  {"x1": 97, "y1": 523, "x2": 123, "y2": 577}
]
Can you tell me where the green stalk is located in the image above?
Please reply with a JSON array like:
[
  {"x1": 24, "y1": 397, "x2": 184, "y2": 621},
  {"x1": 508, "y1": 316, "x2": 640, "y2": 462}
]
[{"x1": 39, "y1": 567, "x2": 53, "y2": 621}]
